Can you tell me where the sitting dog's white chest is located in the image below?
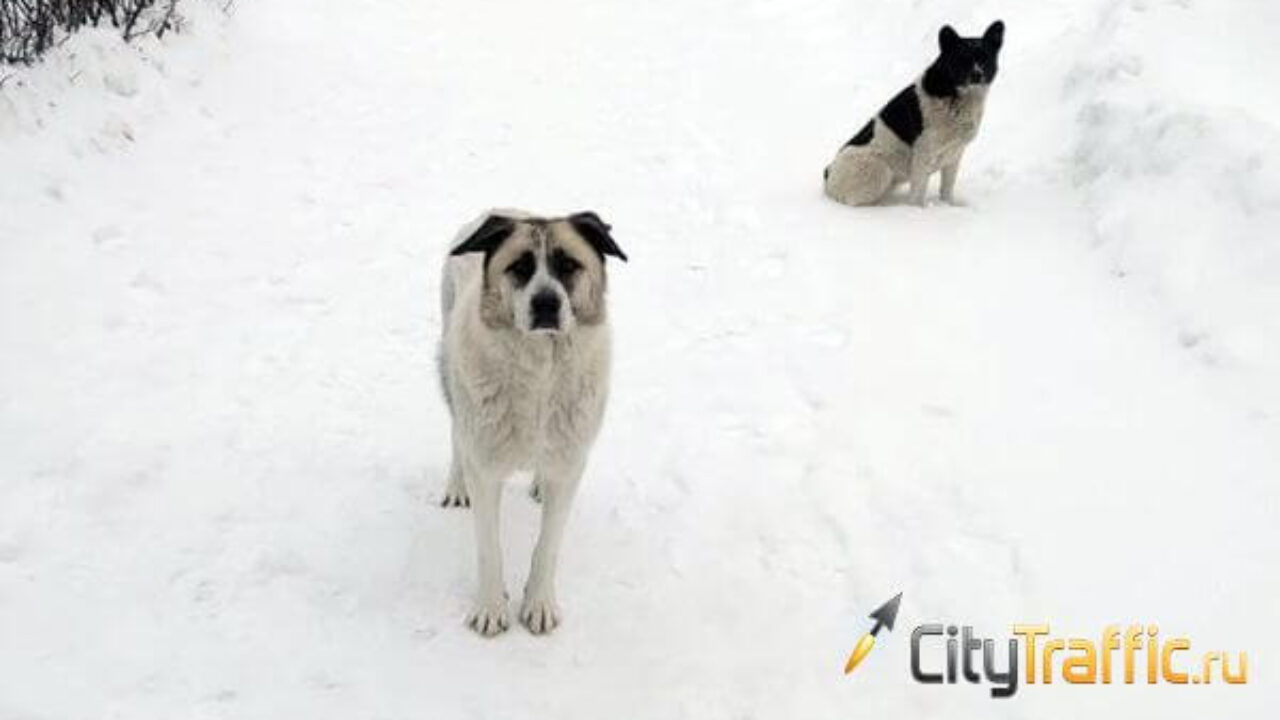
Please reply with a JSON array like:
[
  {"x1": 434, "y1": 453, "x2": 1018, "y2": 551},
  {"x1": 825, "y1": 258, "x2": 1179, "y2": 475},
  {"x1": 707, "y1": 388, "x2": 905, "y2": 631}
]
[{"x1": 919, "y1": 90, "x2": 987, "y2": 169}]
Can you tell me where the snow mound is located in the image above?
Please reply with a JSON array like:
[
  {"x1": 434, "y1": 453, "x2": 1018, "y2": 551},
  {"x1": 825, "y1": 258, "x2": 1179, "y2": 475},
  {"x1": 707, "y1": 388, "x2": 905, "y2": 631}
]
[{"x1": 1068, "y1": 0, "x2": 1280, "y2": 391}]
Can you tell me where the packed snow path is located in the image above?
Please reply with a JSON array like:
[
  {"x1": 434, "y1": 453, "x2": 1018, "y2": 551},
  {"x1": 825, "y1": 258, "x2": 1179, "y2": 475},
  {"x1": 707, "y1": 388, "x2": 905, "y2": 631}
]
[{"x1": 2, "y1": 1, "x2": 1277, "y2": 717}]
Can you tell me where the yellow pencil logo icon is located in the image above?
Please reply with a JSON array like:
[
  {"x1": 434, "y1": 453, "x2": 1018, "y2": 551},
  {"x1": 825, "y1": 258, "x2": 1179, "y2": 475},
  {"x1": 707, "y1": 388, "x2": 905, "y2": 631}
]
[{"x1": 844, "y1": 592, "x2": 902, "y2": 675}]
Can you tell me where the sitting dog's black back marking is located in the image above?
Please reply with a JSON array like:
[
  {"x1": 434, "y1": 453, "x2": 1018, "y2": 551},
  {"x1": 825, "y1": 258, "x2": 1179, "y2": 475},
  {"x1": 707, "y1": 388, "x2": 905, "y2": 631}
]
[
  {"x1": 843, "y1": 119, "x2": 875, "y2": 148},
  {"x1": 879, "y1": 85, "x2": 923, "y2": 145}
]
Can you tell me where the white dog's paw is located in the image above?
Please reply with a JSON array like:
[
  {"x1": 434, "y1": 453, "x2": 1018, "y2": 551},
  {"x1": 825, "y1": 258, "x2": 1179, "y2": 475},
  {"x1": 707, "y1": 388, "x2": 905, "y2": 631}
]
[
  {"x1": 528, "y1": 480, "x2": 543, "y2": 504},
  {"x1": 466, "y1": 598, "x2": 509, "y2": 637},
  {"x1": 441, "y1": 485, "x2": 470, "y2": 508},
  {"x1": 519, "y1": 591, "x2": 561, "y2": 635}
]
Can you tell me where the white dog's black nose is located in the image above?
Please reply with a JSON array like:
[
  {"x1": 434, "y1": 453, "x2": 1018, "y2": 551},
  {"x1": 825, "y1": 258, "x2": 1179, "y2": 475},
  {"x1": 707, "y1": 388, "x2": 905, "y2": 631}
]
[{"x1": 530, "y1": 290, "x2": 561, "y2": 330}]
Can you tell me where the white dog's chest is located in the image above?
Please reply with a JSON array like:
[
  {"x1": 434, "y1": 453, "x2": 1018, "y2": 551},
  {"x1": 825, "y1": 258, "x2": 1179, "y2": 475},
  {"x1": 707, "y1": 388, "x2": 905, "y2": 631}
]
[
  {"x1": 493, "y1": 372, "x2": 587, "y2": 450},
  {"x1": 451, "y1": 333, "x2": 609, "y2": 470}
]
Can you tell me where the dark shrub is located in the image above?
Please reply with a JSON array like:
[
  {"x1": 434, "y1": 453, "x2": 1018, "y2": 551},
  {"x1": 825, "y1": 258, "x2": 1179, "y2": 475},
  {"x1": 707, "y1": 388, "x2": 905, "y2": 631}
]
[{"x1": 1, "y1": 1, "x2": 180, "y2": 64}]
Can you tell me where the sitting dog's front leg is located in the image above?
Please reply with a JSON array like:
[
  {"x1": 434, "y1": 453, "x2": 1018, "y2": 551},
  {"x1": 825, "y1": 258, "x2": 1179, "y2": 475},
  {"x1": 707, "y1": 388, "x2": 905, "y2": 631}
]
[
  {"x1": 940, "y1": 154, "x2": 963, "y2": 205},
  {"x1": 907, "y1": 151, "x2": 932, "y2": 207},
  {"x1": 465, "y1": 463, "x2": 509, "y2": 636},
  {"x1": 521, "y1": 459, "x2": 584, "y2": 634}
]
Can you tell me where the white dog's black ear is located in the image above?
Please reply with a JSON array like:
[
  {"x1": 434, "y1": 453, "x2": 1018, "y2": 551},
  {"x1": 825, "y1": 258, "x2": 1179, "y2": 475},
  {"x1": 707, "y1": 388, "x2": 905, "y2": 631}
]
[
  {"x1": 451, "y1": 214, "x2": 516, "y2": 259},
  {"x1": 569, "y1": 211, "x2": 628, "y2": 262},
  {"x1": 984, "y1": 20, "x2": 1005, "y2": 51},
  {"x1": 938, "y1": 25, "x2": 961, "y2": 53}
]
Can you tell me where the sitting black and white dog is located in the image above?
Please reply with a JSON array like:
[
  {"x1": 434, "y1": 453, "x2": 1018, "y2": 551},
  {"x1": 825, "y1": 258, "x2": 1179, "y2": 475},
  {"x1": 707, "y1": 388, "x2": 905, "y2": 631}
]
[{"x1": 824, "y1": 21, "x2": 1004, "y2": 207}]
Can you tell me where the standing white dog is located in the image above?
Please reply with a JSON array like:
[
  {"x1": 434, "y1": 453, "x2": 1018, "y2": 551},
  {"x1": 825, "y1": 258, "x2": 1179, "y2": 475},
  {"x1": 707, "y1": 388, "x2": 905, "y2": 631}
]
[{"x1": 438, "y1": 209, "x2": 627, "y2": 636}]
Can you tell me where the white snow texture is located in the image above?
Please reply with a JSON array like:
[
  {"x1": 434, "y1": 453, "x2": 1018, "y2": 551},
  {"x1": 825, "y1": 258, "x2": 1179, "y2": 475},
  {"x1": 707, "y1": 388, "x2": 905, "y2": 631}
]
[{"x1": 1, "y1": 0, "x2": 1277, "y2": 718}]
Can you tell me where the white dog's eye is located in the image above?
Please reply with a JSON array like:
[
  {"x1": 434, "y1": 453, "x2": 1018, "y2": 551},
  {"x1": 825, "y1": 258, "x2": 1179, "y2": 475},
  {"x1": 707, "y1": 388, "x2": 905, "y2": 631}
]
[
  {"x1": 550, "y1": 249, "x2": 582, "y2": 280},
  {"x1": 505, "y1": 252, "x2": 536, "y2": 285}
]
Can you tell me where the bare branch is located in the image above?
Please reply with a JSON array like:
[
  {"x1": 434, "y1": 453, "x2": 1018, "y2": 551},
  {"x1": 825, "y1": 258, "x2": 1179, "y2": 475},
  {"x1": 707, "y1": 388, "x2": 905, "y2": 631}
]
[{"x1": 1, "y1": 0, "x2": 212, "y2": 65}]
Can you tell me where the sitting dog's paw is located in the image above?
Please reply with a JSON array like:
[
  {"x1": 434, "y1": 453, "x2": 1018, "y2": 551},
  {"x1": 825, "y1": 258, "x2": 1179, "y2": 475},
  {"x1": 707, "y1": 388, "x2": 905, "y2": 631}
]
[
  {"x1": 467, "y1": 599, "x2": 509, "y2": 637},
  {"x1": 441, "y1": 486, "x2": 470, "y2": 508},
  {"x1": 519, "y1": 591, "x2": 561, "y2": 635}
]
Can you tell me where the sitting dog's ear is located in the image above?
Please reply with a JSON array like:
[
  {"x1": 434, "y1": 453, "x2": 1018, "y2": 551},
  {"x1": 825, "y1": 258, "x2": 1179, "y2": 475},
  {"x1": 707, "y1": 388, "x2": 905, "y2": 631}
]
[
  {"x1": 984, "y1": 20, "x2": 1005, "y2": 51},
  {"x1": 938, "y1": 25, "x2": 961, "y2": 53},
  {"x1": 451, "y1": 214, "x2": 516, "y2": 259},
  {"x1": 569, "y1": 211, "x2": 628, "y2": 262}
]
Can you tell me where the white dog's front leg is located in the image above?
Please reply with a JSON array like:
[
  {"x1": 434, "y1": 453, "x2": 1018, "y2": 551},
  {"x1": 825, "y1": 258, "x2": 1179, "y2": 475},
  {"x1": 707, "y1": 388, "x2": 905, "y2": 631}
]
[
  {"x1": 521, "y1": 462, "x2": 584, "y2": 634},
  {"x1": 441, "y1": 452, "x2": 470, "y2": 508},
  {"x1": 465, "y1": 465, "x2": 508, "y2": 636}
]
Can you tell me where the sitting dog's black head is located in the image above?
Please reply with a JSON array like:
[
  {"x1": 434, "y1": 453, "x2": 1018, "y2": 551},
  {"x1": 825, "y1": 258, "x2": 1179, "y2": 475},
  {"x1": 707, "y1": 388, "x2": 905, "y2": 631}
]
[{"x1": 924, "y1": 21, "x2": 1004, "y2": 98}]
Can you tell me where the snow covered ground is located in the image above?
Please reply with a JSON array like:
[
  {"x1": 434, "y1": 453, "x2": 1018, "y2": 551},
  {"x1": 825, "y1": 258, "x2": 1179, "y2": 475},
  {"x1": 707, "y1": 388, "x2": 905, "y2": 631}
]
[{"x1": 2, "y1": 0, "x2": 1278, "y2": 717}]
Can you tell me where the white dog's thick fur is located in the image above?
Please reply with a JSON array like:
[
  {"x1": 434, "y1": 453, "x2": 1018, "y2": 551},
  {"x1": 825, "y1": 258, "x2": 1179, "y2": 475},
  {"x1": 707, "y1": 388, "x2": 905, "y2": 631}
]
[{"x1": 438, "y1": 209, "x2": 625, "y2": 636}]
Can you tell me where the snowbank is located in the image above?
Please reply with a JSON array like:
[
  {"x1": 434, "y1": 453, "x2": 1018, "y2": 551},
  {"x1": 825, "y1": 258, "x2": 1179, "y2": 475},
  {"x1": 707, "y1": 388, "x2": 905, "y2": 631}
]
[{"x1": 1067, "y1": 0, "x2": 1280, "y2": 400}]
